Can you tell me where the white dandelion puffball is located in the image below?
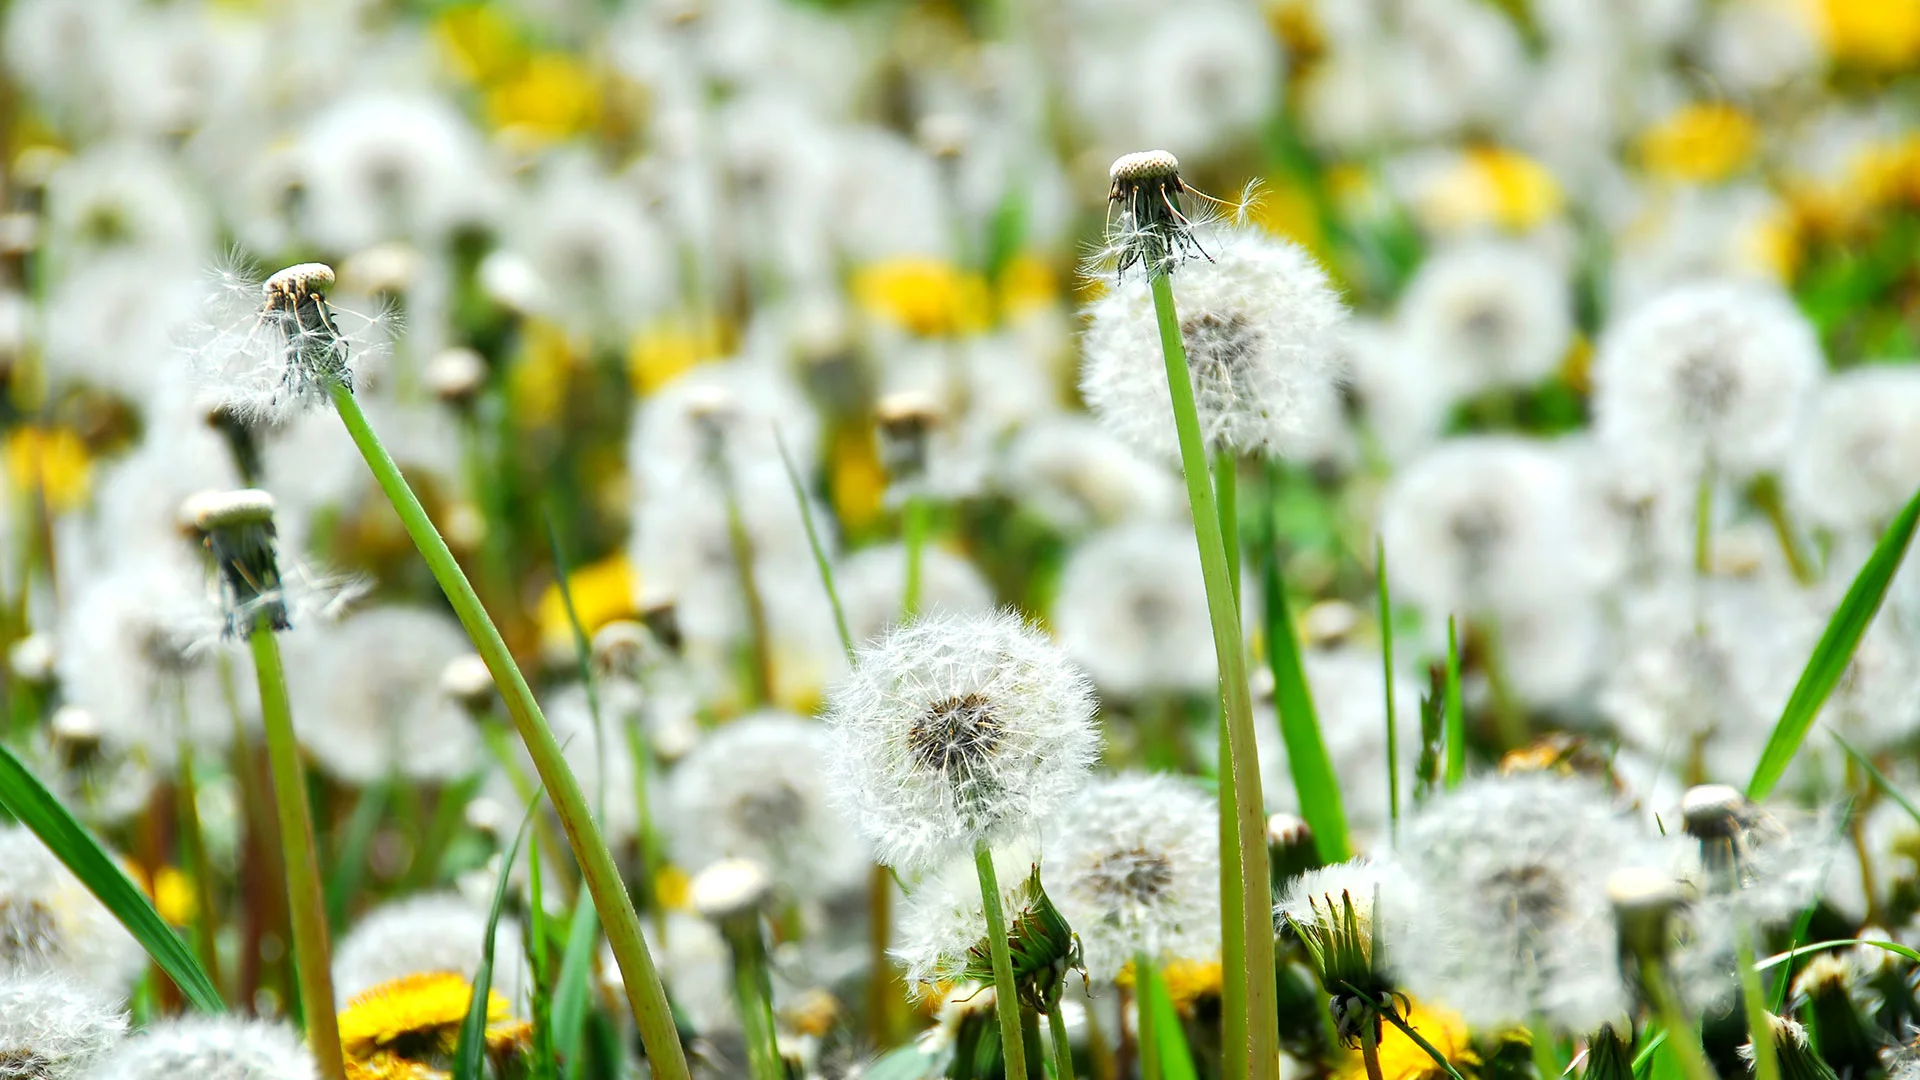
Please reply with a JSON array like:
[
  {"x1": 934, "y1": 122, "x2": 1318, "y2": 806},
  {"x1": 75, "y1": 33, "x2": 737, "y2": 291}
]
[
  {"x1": 0, "y1": 827, "x2": 145, "y2": 993},
  {"x1": 331, "y1": 894, "x2": 528, "y2": 1006},
  {"x1": 1043, "y1": 774, "x2": 1220, "y2": 981},
  {"x1": 1395, "y1": 239, "x2": 1573, "y2": 400},
  {"x1": 0, "y1": 972, "x2": 127, "y2": 1080},
  {"x1": 1389, "y1": 774, "x2": 1682, "y2": 1035},
  {"x1": 79, "y1": 1018, "x2": 315, "y2": 1080},
  {"x1": 834, "y1": 543, "x2": 995, "y2": 647},
  {"x1": 664, "y1": 712, "x2": 868, "y2": 900},
  {"x1": 1052, "y1": 521, "x2": 1217, "y2": 697},
  {"x1": 1081, "y1": 228, "x2": 1349, "y2": 463},
  {"x1": 892, "y1": 841, "x2": 1039, "y2": 998},
  {"x1": 1788, "y1": 366, "x2": 1920, "y2": 536},
  {"x1": 1378, "y1": 436, "x2": 1595, "y2": 621},
  {"x1": 993, "y1": 413, "x2": 1184, "y2": 536},
  {"x1": 823, "y1": 609, "x2": 1100, "y2": 872},
  {"x1": 1592, "y1": 280, "x2": 1823, "y2": 481}
]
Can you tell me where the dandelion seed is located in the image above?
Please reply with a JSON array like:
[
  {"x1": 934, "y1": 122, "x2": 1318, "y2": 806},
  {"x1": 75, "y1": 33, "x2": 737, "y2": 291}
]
[
  {"x1": 1082, "y1": 224, "x2": 1349, "y2": 463},
  {"x1": 0, "y1": 971, "x2": 126, "y2": 1080},
  {"x1": 1045, "y1": 774, "x2": 1219, "y2": 983},
  {"x1": 664, "y1": 711, "x2": 868, "y2": 901},
  {"x1": 79, "y1": 1018, "x2": 315, "y2": 1080},
  {"x1": 823, "y1": 609, "x2": 1099, "y2": 873}
]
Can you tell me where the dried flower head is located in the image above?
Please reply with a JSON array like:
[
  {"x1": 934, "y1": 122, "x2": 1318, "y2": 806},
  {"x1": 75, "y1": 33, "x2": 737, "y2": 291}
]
[
  {"x1": 0, "y1": 972, "x2": 126, "y2": 1080},
  {"x1": 183, "y1": 488, "x2": 287, "y2": 634},
  {"x1": 1044, "y1": 774, "x2": 1219, "y2": 982},
  {"x1": 1102, "y1": 151, "x2": 1208, "y2": 280},
  {"x1": 1082, "y1": 227, "x2": 1349, "y2": 463},
  {"x1": 823, "y1": 609, "x2": 1099, "y2": 872},
  {"x1": 664, "y1": 711, "x2": 868, "y2": 901},
  {"x1": 79, "y1": 1018, "x2": 316, "y2": 1080}
]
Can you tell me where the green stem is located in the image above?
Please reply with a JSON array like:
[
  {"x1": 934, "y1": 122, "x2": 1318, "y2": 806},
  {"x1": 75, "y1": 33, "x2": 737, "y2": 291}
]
[
  {"x1": 718, "y1": 462, "x2": 775, "y2": 706},
  {"x1": 1134, "y1": 959, "x2": 1160, "y2": 1080},
  {"x1": 976, "y1": 843, "x2": 1029, "y2": 1080},
  {"x1": 1376, "y1": 538, "x2": 1399, "y2": 837},
  {"x1": 1149, "y1": 271, "x2": 1275, "y2": 1080},
  {"x1": 1216, "y1": 450, "x2": 1240, "y2": 611},
  {"x1": 1693, "y1": 465, "x2": 1714, "y2": 578},
  {"x1": 1639, "y1": 958, "x2": 1717, "y2": 1080},
  {"x1": 1359, "y1": 1018, "x2": 1386, "y2": 1080},
  {"x1": 174, "y1": 746, "x2": 223, "y2": 1002},
  {"x1": 1046, "y1": 999, "x2": 1076, "y2": 1080},
  {"x1": 868, "y1": 864, "x2": 896, "y2": 1047},
  {"x1": 723, "y1": 918, "x2": 784, "y2": 1080},
  {"x1": 903, "y1": 494, "x2": 931, "y2": 617},
  {"x1": 1443, "y1": 617, "x2": 1465, "y2": 789},
  {"x1": 326, "y1": 384, "x2": 691, "y2": 1080},
  {"x1": 247, "y1": 627, "x2": 346, "y2": 1080},
  {"x1": 1736, "y1": 929, "x2": 1780, "y2": 1080},
  {"x1": 1751, "y1": 474, "x2": 1816, "y2": 585}
]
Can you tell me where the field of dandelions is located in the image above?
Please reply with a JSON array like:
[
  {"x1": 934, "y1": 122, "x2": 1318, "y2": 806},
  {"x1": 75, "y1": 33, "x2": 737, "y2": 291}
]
[{"x1": 6, "y1": 1, "x2": 1920, "y2": 1079}]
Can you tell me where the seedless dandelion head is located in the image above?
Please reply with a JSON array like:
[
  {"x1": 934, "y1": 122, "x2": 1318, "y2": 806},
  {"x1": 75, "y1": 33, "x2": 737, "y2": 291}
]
[
  {"x1": 1677, "y1": 785, "x2": 1838, "y2": 924},
  {"x1": 80, "y1": 1017, "x2": 316, "y2": 1080},
  {"x1": 690, "y1": 858, "x2": 774, "y2": 923},
  {"x1": 1081, "y1": 227, "x2": 1349, "y2": 462},
  {"x1": 823, "y1": 609, "x2": 1099, "y2": 873},
  {"x1": 0, "y1": 971, "x2": 126, "y2": 1080},
  {"x1": 1044, "y1": 774, "x2": 1219, "y2": 982}
]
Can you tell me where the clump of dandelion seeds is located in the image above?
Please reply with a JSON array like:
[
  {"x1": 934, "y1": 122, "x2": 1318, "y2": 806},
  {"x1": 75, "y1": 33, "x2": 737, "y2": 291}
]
[
  {"x1": 0, "y1": 826, "x2": 144, "y2": 993},
  {"x1": 79, "y1": 1017, "x2": 315, "y2": 1080},
  {"x1": 822, "y1": 608, "x2": 1099, "y2": 874},
  {"x1": 0, "y1": 971, "x2": 127, "y2": 1080}
]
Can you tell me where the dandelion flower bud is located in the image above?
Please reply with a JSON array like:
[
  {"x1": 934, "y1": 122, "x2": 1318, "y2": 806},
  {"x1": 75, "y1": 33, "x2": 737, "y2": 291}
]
[
  {"x1": 1276, "y1": 859, "x2": 1402, "y2": 1018},
  {"x1": 690, "y1": 859, "x2": 773, "y2": 924},
  {"x1": 1592, "y1": 280, "x2": 1822, "y2": 481},
  {"x1": 894, "y1": 845, "x2": 1080, "y2": 1007},
  {"x1": 0, "y1": 971, "x2": 127, "y2": 1079},
  {"x1": 1740, "y1": 1014, "x2": 1840, "y2": 1080},
  {"x1": 1081, "y1": 227, "x2": 1349, "y2": 463},
  {"x1": 1390, "y1": 774, "x2": 1677, "y2": 1035},
  {"x1": 1266, "y1": 813, "x2": 1321, "y2": 889},
  {"x1": 425, "y1": 347, "x2": 487, "y2": 409},
  {"x1": 1790, "y1": 949, "x2": 1878, "y2": 1077},
  {"x1": 664, "y1": 712, "x2": 867, "y2": 901},
  {"x1": 80, "y1": 1017, "x2": 316, "y2": 1080},
  {"x1": 183, "y1": 489, "x2": 288, "y2": 635},
  {"x1": 1043, "y1": 774, "x2": 1219, "y2": 982},
  {"x1": 823, "y1": 609, "x2": 1099, "y2": 873},
  {"x1": 1786, "y1": 366, "x2": 1920, "y2": 536}
]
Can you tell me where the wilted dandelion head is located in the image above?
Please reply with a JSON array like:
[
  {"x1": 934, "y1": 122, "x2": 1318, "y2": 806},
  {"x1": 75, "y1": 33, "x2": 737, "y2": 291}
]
[
  {"x1": 79, "y1": 1018, "x2": 315, "y2": 1080},
  {"x1": 0, "y1": 828, "x2": 144, "y2": 993},
  {"x1": 1052, "y1": 521, "x2": 1216, "y2": 698},
  {"x1": 179, "y1": 259, "x2": 388, "y2": 428},
  {"x1": 331, "y1": 894, "x2": 527, "y2": 1008},
  {"x1": 1081, "y1": 227, "x2": 1349, "y2": 463},
  {"x1": 823, "y1": 609, "x2": 1099, "y2": 872},
  {"x1": 664, "y1": 711, "x2": 868, "y2": 901},
  {"x1": 1592, "y1": 280, "x2": 1822, "y2": 480},
  {"x1": 0, "y1": 971, "x2": 126, "y2": 1080},
  {"x1": 1044, "y1": 774, "x2": 1219, "y2": 982},
  {"x1": 1388, "y1": 773, "x2": 1677, "y2": 1035}
]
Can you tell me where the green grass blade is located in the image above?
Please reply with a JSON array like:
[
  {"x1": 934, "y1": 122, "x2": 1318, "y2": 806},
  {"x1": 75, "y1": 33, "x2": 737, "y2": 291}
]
[
  {"x1": 1832, "y1": 730, "x2": 1920, "y2": 827},
  {"x1": 456, "y1": 791, "x2": 544, "y2": 1080},
  {"x1": 527, "y1": 836, "x2": 559, "y2": 1080},
  {"x1": 1376, "y1": 537, "x2": 1399, "y2": 836},
  {"x1": 777, "y1": 428, "x2": 853, "y2": 659},
  {"x1": 1748, "y1": 485, "x2": 1920, "y2": 800},
  {"x1": 1443, "y1": 617, "x2": 1465, "y2": 789},
  {"x1": 1261, "y1": 538, "x2": 1351, "y2": 862},
  {"x1": 554, "y1": 888, "x2": 601, "y2": 1077},
  {"x1": 1139, "y1": 961, "x2": 1198, "y2": 1080},
  {"x1": 326, "y1": 779, "x2": 390, "y2": 928},
  {"x1": 1754, "y1": 937, "x2": 1920, "y2": 970},
  {"x1": 0, "y1": 740, "x2": 225, "y2": 1012}
]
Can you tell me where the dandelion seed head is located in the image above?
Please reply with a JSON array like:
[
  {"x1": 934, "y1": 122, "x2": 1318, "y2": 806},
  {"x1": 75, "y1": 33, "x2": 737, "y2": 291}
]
[
  {"x1": 1593, "y1": 280, "x2": 1822, "y2": 481},
  {"x1": 1053, "y1": 521, "x2": 1217, "y2": 697},
  {"x1": 1081, "y1": 228, "x2": 1349, "y2": 462},
  {"x1": 834, "y1": 544, "x2": 994, "y2": 646},
  {"x1": 0, "y1": 972, "x2": 125, "y2": 1080},
  {"x1": 1396, "y1": 239, "x2": 1572, "y2": 399},
  {"x1": 664, "y1": 712, "x2": 868, "y2": 901},
  {"x1": 993, "y1": 414, "x2": 1183, "y2": 536},
  {"x1": 1788, "y1": 366, "x2": 1920, "y2": 536},
  {"x1": 332, "y1": 893, "x2": 527, "y2": 1008},
  {"x1": 823, "y1": 609, "x2": 1099, "y2": 872},
  {"x1": 1044, "y1": 774, "x2": 1219, "y2": 981},
  {"x1": 80, "y1": 1018, "x2": 315, "y2": 1080},
  {"x1": 891, "y1": 841, "x2": 1038, "y2": 997},
  {"x1": 0, "y1": 829, "x2": 147, "y2": 994}
]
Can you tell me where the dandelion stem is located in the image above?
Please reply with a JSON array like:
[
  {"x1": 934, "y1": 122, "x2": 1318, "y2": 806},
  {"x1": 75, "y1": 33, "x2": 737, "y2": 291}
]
[
  {"x1": 246, "y1": 625, "x2": 346, "y2": 1080},
  {"x1": 1134, "y1": 957, "x2": 1160, "y2": 1080},
  {"x1": 1443, "y1": 618, "x2": 1465, "y2": 789},
  {"x1": 1215, "y1": 450, "x2": 1240, "y2": 610},
  {"x1": 1750, "y1": 474, "x2": 1816, "y2": 585},
  {"x1": 325, "y1": 383, "x2": 692, "y2": 1080},
  {"x1": 1047, "y1": 999, "x2": 1076, "y2": 1080},
  {"x1": 903, "y1": 493, "x2": 932, "y2": 617},
  {"x1": 1083, "y1": 995, "x2": 1118, "y2": 1080},
  {"x1": 976, "y1": 842, "x2": 1030, "y2": 1080},
  {"x1": 1376, "y1": 538, "x2": 1400, "y2": 837},
  {"x1": 1148, "y1": 270, "x2": 1276, "y2": 1080},
  {"x1": 1638, "y1": 958, "x2": 1716, "y2": 1080},
  {"x1": 1359, "y1": 1018, "x2": 1387, "y2": 1080},
  {"x1": 1693, "y1": 467, "x2": 1714, "y2": 578},
  {"x1": 721, "y1": 916, "x2": 784, "y2": 1080},
  {"x1": 173, "y1": 747, "x2": 223, "y2": 1002},
  {"x1": 1735, "y1": 929, "x2": 1780, "y2": 1080},
  {"x1": 719, "y1": 462, "x2": 777, "y2": 705}
]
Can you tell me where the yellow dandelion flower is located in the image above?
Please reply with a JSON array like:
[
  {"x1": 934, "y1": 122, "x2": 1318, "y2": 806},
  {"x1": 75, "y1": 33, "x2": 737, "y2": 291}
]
[
  {"x1": 338, "y1": 973, "x2": 530, "y2": 1066},
  {"x1": 1159, "y1": 957, "x2": 1224, "y2": 1016},
  {"x1": 627, "y1": 313, "x2": 729, "y2": 396},
  {"x1": 432, "y1": 5, "x2": 526, "y2": 85},
  {"x1": 852, "y1": 258, "x2": 992, "y2": 337},
  {"x1": 1415, "y1": 148, "x2": 1563, "y2": 234},
  {"x1": 1819, "y1": 0, "x2": 1920, "y2": 71},
  {"x1": 831, "y1": 426, "x2": 887, "y2": 534},
  {"x1": 152, "y1": 867, "x2": 196, "y2": 926},
  {"x1": 995, "y1": 253, "x2": 1060, "y2": 319},
  {"x1": 6, "y1": 426, "x2": 92, "y2": 512},
  {"x1": 655, "y1": 864, "x2": 694, "y2": 912},
  {"x1": 484, "y1": 52, "x2": 600, "y2": 146},
  {"x1": 1336, "y1": 1001, "x2": 1478, "y2": 1080},
  {"x1": 507, "y1": 320, "x2": 581, "y2": 430},
  {"x1": 537, "y1": 552, "x2": 638, "y2": 656},
  {"x1": 1639, "y1": 103, "x2": 1758, "y2": 184}
]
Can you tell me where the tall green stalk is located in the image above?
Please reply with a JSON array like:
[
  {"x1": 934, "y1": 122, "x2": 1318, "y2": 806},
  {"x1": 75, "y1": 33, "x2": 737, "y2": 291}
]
[
  {"x1": 1148, "y1": 272, "x2": 1277, "y2": 1080},
  {"x1": 1046, "y1": 999, "x2": 1076, "y2": 1080},
  {"x1": 326, "y1": 385, "x2": 692, "y2": 1080},
  {"x1": 976, "y1": 843, "x2": 1029, "y2": 1080},
  {"x1": 247, "y1": 626, "x2": 346, "y2": 1080}
]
